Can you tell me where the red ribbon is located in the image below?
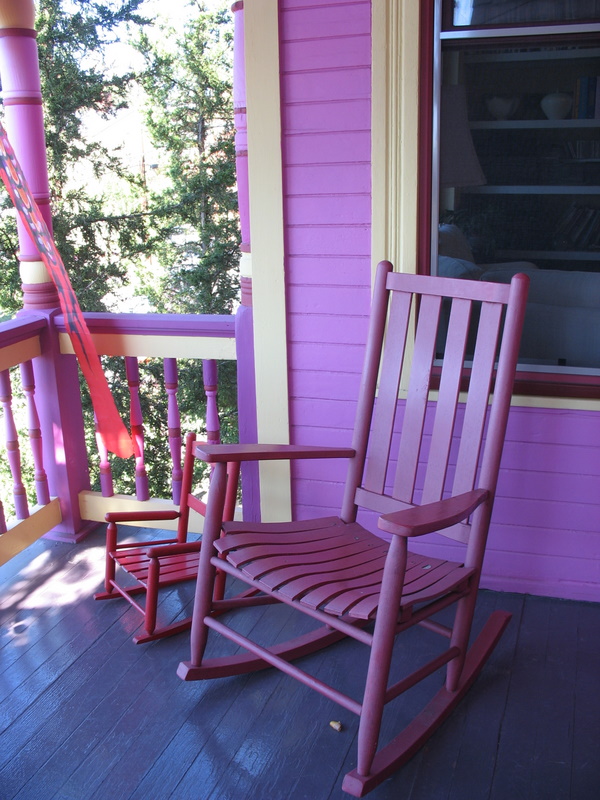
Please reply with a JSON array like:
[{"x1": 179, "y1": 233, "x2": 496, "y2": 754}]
[{"x1": 0, "y1": 122, "x2": 134, "y2": 458}]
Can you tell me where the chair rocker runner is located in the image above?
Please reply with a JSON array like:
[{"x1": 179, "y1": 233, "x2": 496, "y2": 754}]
[
  {"x1": 177, "y1": 262, "x2": 529, "y2": 796},
  {"x1": 94, "y1": 432, "x2": 240, "y2": 644}
]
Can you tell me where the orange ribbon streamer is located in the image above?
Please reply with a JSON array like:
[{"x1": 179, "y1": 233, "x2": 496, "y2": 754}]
[{"x1": 0, "y1": 122, "x2": 134, "y2": 458}]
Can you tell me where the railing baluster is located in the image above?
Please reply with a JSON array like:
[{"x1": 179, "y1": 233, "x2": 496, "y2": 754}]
[
  {"x1": 94, "y1": 411, "x2": 114, "y2": 497},
  {"x1": 19, "y1": 360, "x2": 50, "y2": 506},
  {"x1": 0, "y1": 500, "x2": 6, "y2": 534},
  {"x1": 0, "y1": 369, "x2": 29, "y2": 519},
  {"x1": 125, "y1": 356, "x2": 149, "y2": 501},
  {"x1": 164, "y1": 358, "x2": 182, "y2": 505},
  {"x1": 203, "y1": 360, "x2": 221, "y2": 446}
]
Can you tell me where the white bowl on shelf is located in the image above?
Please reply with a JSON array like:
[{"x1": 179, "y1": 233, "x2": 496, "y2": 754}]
[
  {"x1": 540, "y1": 92, "x2": 573, "y2": 120},
  {"x1": 486, "y1": 96, "x2": 519, "y2": 120}
]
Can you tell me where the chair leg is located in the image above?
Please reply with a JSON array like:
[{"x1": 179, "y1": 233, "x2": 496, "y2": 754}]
[
  {"x1": 213, "y1": 461, "x2": 241, "y2": 602},
  {"x1": 356, "y1": 536, "x2": 407, "y2": 777},
  {"x1": 144, "y1": 555, "x2": 160, "y2": 636},
  {"x1": 103, "y1": 521, "x2": 118, "y2": 593},
  {"x1": 343, "y1": 610, "x2": 512, "y2": 797},
  {"x1": 188, "y1": 461, "x2": 229, "y2": 666},
  {"x1": 446, "y1": 585, "x2": 479, "y2": 692}
]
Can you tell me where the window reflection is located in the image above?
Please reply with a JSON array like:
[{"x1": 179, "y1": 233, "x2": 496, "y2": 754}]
[
  {"x1": 436, "y1": 40, "x2": 600, "y2": 371},
  {"x1": 449, "y1": 0, "x2": 600, "y2": 27}
]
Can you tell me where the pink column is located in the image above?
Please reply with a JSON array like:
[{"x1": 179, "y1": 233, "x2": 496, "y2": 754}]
[
  {"x1": 0, "y1": 0, "x2": 92, "y2": 540},
  {"x1": 233, "y1": 0, "x2": 251, "y2": 305},
  {"x1": 0, "y1": 0, "x2": 56, "y2": 308},
  {"x1": 232, "y1": 1, "x2": 259, "y2": 521}
]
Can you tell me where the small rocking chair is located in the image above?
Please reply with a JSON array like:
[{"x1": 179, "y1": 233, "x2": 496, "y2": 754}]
[
  {"x1": 94, "y1": 432, "x2": 239, "y2": 644},
  {"x1": 177, "y1": 262, "x2": 529, "y2": 796}
]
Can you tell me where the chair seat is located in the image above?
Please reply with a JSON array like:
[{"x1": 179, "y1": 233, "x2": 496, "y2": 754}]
[
  {"x1": 215, "y1": 517, "x2": 474, "y2": 621},
  {"x1": 114, "y1": 547, "x2": 200, "y2": 588}
]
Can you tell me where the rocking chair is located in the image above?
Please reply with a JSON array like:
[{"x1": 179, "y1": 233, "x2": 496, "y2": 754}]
[
  {"x1": 94, "y1": 432, "x2": 239, "y2": 644},
  {"x1": 177, "y1": 263, "x2": 529, "y2": 796}
]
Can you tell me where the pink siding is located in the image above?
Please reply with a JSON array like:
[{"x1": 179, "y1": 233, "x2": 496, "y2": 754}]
[
  {"x1": 279, "y1": 0, "x2": 372, "y2": 512},
  {"x1": 278, "y1": 0, "x2": 600, "y2": 602}
]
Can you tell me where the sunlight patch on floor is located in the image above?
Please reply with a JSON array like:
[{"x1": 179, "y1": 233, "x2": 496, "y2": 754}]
[{"x1": 1, "y1": 545, "x2": 105, "y2": 614}]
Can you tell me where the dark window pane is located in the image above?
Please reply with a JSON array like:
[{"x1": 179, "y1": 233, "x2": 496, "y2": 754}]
[{"x1": 436, "y1": 40, "x2": 600, "y2": 372}]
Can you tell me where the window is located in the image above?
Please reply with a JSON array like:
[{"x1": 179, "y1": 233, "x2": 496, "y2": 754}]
[{"x1": 431, "y1": 1, "x2": 600, "y2": 396}]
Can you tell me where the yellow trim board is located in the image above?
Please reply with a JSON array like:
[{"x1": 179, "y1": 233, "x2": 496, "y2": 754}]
[
  {"x1": 512, "y1": 394, "x2": 600, "y2": 412},
  {"x1": 78, "y1": 491, "x2": 204, "y2": 534},
  {"x1": 0, "y1": 498, "x2": 62, "y2": 565},
  {"x1": 0, "y1": 336, "x2": 41, "y2": 372},
  {"x1": 59, "y1": 332, "x2": 237, "y2": 360},
  {"x1": 244, "y1": 0, "x2": 292, "y2": 522},
  {"x1": 79, "y1": 490, "x2": 242, "y2": 532},
  {"x1": 371, "y1": 0, "x2": 421, "y2": 277}
]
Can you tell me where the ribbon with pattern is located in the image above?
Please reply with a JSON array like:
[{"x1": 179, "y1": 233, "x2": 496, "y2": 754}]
[{"x1": 0, "y1": 121, "x2": 134, "y2": 458}]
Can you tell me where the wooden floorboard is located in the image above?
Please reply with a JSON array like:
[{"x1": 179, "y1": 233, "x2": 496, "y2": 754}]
[{"x1": 1, "y1": 526, "x2": 599, "y2": 800}]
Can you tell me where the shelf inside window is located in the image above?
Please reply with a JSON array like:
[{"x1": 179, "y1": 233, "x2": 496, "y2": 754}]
[
  {"x1": 463, "y1": 185, "x2": 600, "y2": 195},
  {"x1": 470, "y1": 119, "x2": 600, "y2": 129}
]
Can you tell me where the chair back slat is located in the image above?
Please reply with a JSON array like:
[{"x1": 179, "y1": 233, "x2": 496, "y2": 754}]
[
  {"x1": 392, "y1": 293, "x2": 442, "y2": 503},
  {"x1": 452, "y1": 301, "x2": 503, "y2": 497},
  {"x1": 347, "y1": 264, "x2": 529, "y2": 549},
  {"x1": 420, "y1": 297, "x2": 471, "y2": 505},
  {"x1": 363, "y1": 288, "x2": 412, "y2": 495}
]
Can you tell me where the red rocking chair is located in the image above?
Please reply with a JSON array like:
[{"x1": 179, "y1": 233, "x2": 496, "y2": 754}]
[
  {"x1": 94, "y1": 432, "x2": 239, "y2": 644},
  {"x1": 177, "y1": 263, "x2": 529, "y2": 796}
]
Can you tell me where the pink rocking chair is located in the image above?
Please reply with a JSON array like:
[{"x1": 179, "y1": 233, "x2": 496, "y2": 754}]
[
  {"x1": 94, "y1": 432, "x2": 239, "y2": 644},
  {"x1": 176, "y1": 263, "x2": 528, "y2": 796}
]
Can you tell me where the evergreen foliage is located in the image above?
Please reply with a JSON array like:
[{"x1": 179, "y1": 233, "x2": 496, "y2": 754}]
[
  {"x1": 0, "y1": 0, "x2": 239, "y2": 502},
  {"x1": 135, "y1": 4, "x2": 239, "y2": 316},
  {"x1": 133, "y1": 3, "x2": 240, "y2": 451}
]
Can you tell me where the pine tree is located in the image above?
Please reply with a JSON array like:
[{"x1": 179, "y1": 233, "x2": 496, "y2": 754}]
[
  {"x1": 35, "y1": 0, "x2": 152, "y2": 313},
  {"x1": 134, "y1": 3, "x2": 240, "y2": 445}
]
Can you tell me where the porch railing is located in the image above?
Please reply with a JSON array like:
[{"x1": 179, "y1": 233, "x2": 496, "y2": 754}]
[
  {"x1": 0, "y1": 313, "x2": 62, "y2": 562},
  {"x1": 0, "y1": 309, "x2": 237, "y2": 565}
]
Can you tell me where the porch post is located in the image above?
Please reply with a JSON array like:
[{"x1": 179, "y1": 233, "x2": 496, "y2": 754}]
[
  {"x1": 232, "y1": 1, "x2": 260, "y2": 521},
  {"x1": 0, "y1": 0, "x2": 92, "y2": 541}
]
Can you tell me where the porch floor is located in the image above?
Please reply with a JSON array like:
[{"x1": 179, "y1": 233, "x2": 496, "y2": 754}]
[{"x1": 1, "y1": 525, "x2": 599, "y2": 800}]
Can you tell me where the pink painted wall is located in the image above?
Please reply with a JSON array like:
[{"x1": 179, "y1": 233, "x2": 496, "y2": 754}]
[
  {"x1": 279, "y1": 0, "x2": 372, "y2": 508},
  {"x1": 278, "y1": 0, "x2": 600, "y2": 603}
]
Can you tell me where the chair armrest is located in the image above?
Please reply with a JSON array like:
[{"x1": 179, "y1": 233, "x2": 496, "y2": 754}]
[
  {"x1": 105, "y1": 510, "x2": 181, "y2": 524},
  {"x1": 378, "y1": 489, "x2": 489, "y2": 538},
  {"x1": 194, "y1": 442, "x2": 355, "y2": 463},
  {"x1": 146, "y1": 541, "x2": 201, "y2": 559}
]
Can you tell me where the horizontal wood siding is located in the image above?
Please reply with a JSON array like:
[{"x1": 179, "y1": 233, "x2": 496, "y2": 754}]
[
  {"x1": 278, "y1": 0, "x2": 600, "y2": 602},
  {"x1": 485, "y1": 406, "x2": 600, "y2": 600},
  {"x1": 404, "y1": 406, "x2": 600, "y2": 602},
  {"x1": 279, "y1": 0, "x2": 372, "y2": 519}
]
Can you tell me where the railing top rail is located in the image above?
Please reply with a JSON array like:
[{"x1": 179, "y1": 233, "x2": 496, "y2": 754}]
[
  {"x1": 55, "y1": 312, "x2": 236, "y2": 339},
  {"x1": 0, "y1": 314, "x2": 47, "y2": 348}
]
